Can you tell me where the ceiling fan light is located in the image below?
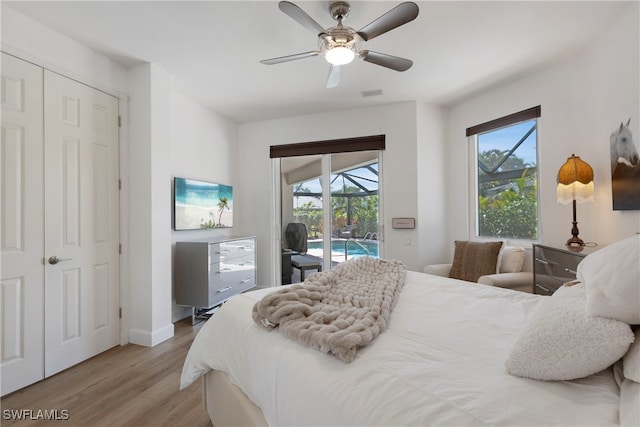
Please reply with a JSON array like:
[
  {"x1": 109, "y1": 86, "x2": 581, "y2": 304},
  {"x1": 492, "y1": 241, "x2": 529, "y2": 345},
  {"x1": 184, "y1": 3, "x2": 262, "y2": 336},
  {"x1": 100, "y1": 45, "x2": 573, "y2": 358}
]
[{"x1": 325, "y1": 46, "x2": 355, "y2": 65}]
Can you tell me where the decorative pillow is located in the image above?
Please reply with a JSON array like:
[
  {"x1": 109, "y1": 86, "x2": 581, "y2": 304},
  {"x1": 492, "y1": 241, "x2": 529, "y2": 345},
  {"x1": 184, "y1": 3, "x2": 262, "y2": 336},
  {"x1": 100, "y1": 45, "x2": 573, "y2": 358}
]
[
  {"x1": 449, "y1": 240, "x2": 503, "y2": 282},
  {"x1": 499, "y1": 246, "x2": 526, "y2": 273},
  {"x1": 505, "y1": 283, "x2": 634, "y2": 381},
  {"x1": 577, "y1": 234, "x2": 640, "y2": 324},
  {"x1": 623, "y1": 329, "x2": 640, "y2": 383}
]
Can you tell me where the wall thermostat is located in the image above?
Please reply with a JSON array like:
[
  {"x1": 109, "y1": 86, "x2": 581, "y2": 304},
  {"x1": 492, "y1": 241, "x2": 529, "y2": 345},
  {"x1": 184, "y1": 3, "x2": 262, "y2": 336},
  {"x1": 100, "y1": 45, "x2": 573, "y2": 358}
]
[{"x1": 392, "y1": 218, "x2": 415, "y2": 229}]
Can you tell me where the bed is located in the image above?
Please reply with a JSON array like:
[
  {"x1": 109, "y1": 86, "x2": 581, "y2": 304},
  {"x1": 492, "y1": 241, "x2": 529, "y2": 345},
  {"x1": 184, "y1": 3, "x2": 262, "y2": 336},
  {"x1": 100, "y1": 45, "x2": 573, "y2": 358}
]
[{"x1": 180, "y1": 236, "x2": 640, "y2": 427}]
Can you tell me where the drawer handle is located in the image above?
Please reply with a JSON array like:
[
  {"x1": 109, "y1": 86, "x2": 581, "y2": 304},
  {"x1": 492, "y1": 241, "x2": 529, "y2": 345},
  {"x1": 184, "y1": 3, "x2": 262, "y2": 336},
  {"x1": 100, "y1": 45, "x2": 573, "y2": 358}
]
[
  {"x1": 216, "y1": 268, "x2": 231, "y2": 273},
  {"x1": 564, "y1": 267, "x2": 577, "y2": 275},
  {"x1": 216, "y1": 286, "x2": 232, "y2": 293},
  {"x1": 240, "y1": 278, "x2": 252, "y2": 284},
  {"x1": 535, "y1": 283, "x2": 550, "y2": 293},
  {"x1": 535, "y1": 257, "x2": 554, "y2": 265}
]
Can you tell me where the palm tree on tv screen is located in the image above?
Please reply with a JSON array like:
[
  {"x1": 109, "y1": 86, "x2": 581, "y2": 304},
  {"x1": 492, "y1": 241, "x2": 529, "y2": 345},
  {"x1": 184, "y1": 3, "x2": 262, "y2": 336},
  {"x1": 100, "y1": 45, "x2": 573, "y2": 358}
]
[{"x1": 217, "y1": 197, "x2": 230, "y2": 227}]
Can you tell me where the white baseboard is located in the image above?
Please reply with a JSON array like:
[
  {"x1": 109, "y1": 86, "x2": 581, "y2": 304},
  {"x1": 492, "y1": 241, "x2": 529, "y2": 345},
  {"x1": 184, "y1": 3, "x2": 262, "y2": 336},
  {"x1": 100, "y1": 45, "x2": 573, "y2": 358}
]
[
  {"x1": 172, "y1": 306, "x2": 192, "y2": 323},
  {"x1": 128, "y1": 323, "x2": 175, "y2": 347}
]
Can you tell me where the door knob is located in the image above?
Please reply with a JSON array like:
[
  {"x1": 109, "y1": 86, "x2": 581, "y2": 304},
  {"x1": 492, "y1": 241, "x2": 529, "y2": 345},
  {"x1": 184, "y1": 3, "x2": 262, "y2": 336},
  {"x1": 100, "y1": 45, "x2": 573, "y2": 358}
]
[{"x1": 48, "y1": 256, "x2": 71, "y2": 265}]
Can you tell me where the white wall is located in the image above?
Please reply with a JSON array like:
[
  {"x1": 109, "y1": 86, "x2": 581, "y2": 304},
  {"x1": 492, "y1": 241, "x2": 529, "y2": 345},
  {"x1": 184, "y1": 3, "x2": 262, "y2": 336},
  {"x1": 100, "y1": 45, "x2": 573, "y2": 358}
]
[
  {"x1": 1, "y1": 5, "x2": 127, "y2": 97},
  {"x1": 416, "y1": 102, "x2": 449, "y2": 264},
  {"x1": 169, "y1": 89, "x2": 239, "y2": 321},
  {"x1": 237, "y1": 102, "x2": 448, "y2": 287},
  {"x1": 447, "y1": 1, "x2": 640, "y2": 251},
  {"x1": 127, "y1": 63, "x2": 174, "y2": 346}
]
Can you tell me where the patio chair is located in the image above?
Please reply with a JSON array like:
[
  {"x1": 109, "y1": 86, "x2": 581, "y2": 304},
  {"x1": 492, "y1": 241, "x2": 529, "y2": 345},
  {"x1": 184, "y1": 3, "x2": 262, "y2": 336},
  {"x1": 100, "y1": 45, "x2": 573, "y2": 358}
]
[
  {"x1": 285, "y1": 223, "x2": 322, "y2": 281},
  {"x1": 340, "y1": 225, "x2": 356, "y2": 238}
]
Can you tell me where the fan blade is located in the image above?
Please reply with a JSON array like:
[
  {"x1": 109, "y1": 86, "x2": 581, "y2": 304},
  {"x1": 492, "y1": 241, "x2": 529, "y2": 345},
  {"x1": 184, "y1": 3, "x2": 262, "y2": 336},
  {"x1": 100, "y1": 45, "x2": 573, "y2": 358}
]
[
  {"x1": 356, "y1": 2, "x2": 419, "y2": 42},
  {"x1": 326, "y1": 65, "x2": 341, "y2": 88},
  {"x1": 360, "y1": 50, "x2": 413, "y2": 71},
  {"x1": 279, "y1": 1, "x2": 327, "y2": 36},
  {"x1": 261, "y1": 51, "x2": 320, "y2": 65}
]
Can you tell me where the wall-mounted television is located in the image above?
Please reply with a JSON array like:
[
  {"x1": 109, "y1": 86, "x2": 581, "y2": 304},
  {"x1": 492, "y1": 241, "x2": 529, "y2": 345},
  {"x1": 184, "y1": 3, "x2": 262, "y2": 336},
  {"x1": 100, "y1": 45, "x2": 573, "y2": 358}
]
[{"x1": 174, "y1": 177, "x2": 233, "y2": 230}]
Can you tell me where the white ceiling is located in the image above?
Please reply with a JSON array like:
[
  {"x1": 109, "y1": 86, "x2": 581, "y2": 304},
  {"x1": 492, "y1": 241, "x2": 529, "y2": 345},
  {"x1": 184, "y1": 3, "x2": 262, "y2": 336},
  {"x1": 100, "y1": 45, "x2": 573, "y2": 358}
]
[{"x1": 4, "y1": 1, "x2": 631, "y2": 123}]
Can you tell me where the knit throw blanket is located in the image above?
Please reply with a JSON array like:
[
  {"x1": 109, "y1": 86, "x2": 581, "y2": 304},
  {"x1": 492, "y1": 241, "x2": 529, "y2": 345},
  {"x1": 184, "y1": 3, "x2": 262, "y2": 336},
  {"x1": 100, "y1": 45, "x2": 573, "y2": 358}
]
[{"x1": 252, "y1": 257, "x2": 407, "y2": 363}]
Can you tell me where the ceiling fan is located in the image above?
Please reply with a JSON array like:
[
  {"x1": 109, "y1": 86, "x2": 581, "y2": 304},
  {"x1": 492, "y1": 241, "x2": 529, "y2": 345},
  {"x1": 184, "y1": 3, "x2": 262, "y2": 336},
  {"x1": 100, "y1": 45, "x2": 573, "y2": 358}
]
[{"x1": 261, "y1": 1, "x2": 419, "y2": 88}]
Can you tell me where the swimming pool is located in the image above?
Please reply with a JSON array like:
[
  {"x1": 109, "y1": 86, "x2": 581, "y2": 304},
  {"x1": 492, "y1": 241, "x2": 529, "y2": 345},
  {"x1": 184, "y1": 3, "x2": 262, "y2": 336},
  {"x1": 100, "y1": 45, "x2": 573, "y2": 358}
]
[{"x1": 307, "y1": 239, "x2": 380, "y2": 258}]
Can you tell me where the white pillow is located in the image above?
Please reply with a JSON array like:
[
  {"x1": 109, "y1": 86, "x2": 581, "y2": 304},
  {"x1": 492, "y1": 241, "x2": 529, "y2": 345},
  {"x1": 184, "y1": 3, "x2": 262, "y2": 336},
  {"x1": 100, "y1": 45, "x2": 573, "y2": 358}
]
[
  {"x1": 620, "y1": 378, "x2": 640, "y2": 427},
  {"x1": 505, "y1": 283, "x2": 634, "y2": 381},
  {"x1": 623, "y1": 329, "x2": 640, "y2": 383},
  {"x1": 499, "y1": 246, "x2": 525, "y2": 273},
  {"x1": 578, "y1": 234, "x2": 640, "y2": 324}
]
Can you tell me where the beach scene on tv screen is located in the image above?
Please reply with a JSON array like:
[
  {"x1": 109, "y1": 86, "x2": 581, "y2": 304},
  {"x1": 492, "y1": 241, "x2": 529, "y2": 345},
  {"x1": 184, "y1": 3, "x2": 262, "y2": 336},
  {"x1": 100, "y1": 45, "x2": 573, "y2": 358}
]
[{"x1": 175, "y1": 178, "x2": 233, "y2": 230}]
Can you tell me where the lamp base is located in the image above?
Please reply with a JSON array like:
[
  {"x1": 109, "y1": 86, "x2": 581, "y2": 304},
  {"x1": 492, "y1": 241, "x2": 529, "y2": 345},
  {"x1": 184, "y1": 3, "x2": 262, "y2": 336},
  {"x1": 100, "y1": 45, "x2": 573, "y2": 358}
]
[
  {"x1": 566, "y1": 236, "x2": 585, "y2": 247},
  {"x1": 566, "y1": 219, "x2": 584, "y2": 247}
]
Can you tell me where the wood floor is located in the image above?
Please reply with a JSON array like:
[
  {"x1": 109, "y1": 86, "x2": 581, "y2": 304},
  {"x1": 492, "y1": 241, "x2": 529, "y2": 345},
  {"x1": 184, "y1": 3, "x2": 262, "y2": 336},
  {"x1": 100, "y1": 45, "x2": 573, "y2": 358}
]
[{"x1": 0, "y1": 318, "x2": 212, "y2": 427}]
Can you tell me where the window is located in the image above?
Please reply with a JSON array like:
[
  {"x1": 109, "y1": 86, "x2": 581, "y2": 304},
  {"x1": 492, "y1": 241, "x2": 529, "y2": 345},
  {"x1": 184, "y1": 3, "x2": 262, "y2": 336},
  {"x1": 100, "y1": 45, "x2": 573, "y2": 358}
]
[{"x1": 467, "y1": 106, "x2": 540, "y2": 241}]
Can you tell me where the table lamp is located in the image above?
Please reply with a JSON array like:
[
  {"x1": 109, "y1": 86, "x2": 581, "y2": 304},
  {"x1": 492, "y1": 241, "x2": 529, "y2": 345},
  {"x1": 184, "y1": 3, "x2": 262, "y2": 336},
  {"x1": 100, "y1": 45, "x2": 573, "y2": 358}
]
[{"x1": 556, "y1": 154, "x2": 594, "y2": 247}]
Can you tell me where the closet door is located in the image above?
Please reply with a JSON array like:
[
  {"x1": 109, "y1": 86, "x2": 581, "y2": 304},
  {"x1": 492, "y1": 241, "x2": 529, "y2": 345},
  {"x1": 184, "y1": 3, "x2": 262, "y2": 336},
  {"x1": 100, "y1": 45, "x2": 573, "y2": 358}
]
[
  {"x1": 43, "y1": 70, "x2": 120, "y2": 377},
  {"x1": 1, "y1": 54, "x2": 120, "y2": 396},
  {"x1": 1, "y1": 53, "x2": 45, "y2": 396}
]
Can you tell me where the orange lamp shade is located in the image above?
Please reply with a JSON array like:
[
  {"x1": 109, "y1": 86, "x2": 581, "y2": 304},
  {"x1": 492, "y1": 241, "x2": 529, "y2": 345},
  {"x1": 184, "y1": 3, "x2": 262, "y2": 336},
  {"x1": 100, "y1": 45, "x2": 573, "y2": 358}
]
[{"x1": 557, "y1": 154, "x2": 594, "y2": 204}]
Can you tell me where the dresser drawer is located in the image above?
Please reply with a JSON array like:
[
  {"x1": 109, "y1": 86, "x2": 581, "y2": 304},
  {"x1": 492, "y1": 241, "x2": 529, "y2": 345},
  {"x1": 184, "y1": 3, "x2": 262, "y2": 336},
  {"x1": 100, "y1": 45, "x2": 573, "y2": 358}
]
[
  {"x1": 207, "y1": 267, "x2": 255, "y2": 306},
  {"x1": 209, "y1": 254, "x2": 254, "y2": 281},
  {"x1": 534, "y1": 281, "x2": 558, "y2": 296},
  {"x1": 220, "y1": 255, "x2": 255, "y2": 284},
  {"x1": 534, "y1": 247, "x2": 581, "y2": 281},
  {"x1": 532, "y1": 244, "x2": 589, "y2": 295},
  {"x1": 207, "y1": 240, "x2": 254, "y2": 265},
  {"x1": 207, "y1": 279, "x2": 236, "y2": 307}
]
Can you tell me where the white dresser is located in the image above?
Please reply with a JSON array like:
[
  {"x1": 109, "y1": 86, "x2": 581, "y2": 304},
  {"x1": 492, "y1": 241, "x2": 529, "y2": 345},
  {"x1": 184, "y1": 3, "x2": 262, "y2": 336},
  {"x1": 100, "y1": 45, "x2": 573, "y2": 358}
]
[{"x1": 175, "y1": 237, "x2": 256, "y2": 320}]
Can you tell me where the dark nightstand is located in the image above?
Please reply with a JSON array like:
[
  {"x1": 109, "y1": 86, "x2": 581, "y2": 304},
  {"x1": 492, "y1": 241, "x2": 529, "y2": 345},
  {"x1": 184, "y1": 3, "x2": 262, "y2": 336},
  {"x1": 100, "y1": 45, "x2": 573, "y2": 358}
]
[{"x1": 532, "y1": 243, "x2": 599, "y2": 295}]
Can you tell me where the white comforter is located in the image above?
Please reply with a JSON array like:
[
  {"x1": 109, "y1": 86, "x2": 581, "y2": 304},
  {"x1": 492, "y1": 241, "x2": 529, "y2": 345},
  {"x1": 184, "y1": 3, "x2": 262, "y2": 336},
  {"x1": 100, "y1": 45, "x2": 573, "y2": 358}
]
[{"x1": 180, "y1": 271, "x2": 620, "y2": 426}]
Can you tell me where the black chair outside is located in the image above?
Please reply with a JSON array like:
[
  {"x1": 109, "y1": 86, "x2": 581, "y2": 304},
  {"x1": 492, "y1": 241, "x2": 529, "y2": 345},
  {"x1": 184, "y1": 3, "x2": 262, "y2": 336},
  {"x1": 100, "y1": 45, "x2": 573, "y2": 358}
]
[{"x1": 285, "y1": 223, "x2": 322, "y2": 281}]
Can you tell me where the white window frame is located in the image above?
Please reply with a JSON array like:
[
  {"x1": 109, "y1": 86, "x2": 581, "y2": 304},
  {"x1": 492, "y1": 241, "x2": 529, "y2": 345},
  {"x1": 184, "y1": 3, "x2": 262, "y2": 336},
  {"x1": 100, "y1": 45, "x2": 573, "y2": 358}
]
[{"x1": 466, "y1": 107, "x2": 542, "y2": 246}]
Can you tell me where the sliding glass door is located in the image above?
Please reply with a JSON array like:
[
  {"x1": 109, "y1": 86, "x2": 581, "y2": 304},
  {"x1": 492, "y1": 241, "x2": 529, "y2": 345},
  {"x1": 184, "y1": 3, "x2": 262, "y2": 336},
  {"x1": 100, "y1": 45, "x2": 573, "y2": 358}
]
[{"x1": 278, "y1": 150, "x2": 382, "y2": 284}]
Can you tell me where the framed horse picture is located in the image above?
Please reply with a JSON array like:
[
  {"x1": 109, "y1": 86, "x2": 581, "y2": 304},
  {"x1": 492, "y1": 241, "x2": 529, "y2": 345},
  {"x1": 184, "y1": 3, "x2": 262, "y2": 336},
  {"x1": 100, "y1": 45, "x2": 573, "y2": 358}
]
[{"x1": 611, "y1": 119, "x2": 640, "y2": 210}]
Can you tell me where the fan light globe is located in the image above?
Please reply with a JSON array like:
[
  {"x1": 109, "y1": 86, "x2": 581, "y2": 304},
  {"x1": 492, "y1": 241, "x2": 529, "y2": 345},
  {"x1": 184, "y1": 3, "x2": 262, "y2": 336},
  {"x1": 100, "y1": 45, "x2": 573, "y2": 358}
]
[{"x1": 325, "y1": 46, "x2": 355, "y2": 65}]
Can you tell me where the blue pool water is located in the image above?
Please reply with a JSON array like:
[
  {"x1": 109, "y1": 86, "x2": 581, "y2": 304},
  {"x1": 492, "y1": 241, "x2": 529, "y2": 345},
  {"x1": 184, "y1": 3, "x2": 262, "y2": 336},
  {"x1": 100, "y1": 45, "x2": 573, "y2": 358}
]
[{"x1": 308, "y1": 240, "x2": 379, "y2": 258}]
